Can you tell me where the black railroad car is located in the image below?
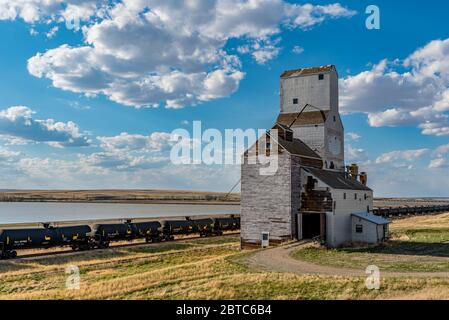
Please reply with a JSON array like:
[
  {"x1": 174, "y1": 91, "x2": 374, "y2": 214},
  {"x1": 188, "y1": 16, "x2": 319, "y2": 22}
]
[
  {"x1": 213, "y1": 217, "x2": 240, "y2": 232},
  {"x1": 378, "y1": 208, "x2": 390, "y2": 217},
  {"x1": 389, "y1": 208, "x2": 399, "y2": 216},
  {"x1": 131, "y1": 221, "x2": 162, "y2": 242},
  {"x1": 91, "y1": 223, "x2": 135, "y2": 247},
  {"x1": 192, "y1": 218, "x2": 215, "y2": 237},
  {"x1": 161, "y1": 219, "x2": 196, "y2": 240},
  {"x1": 53, "y1": 225, "x2": 92, "y2": 251},
  {"x1": 0, "y1": 227, "x2": 55, "y2": 258}
]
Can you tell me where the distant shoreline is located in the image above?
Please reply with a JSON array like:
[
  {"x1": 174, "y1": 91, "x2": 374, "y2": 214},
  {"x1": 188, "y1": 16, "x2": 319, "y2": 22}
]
[
  {"x1": 0, "y1": 189, "x2": 240, "y2": 205},
  {"x1": 0, "y1": 190, "x2": 447, "y2": 205},
  {"x1": 0, "y1": 199, "x2": 240, "y2": 205}
]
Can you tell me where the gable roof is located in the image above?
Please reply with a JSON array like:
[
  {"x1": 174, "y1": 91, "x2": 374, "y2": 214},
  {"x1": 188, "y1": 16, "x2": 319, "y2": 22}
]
[
  {"x1": 273, "y1": 122, "x2": 293, "y2": 132},
  {"x1": 303, "y1": 167, "x2": 372, "y2": 191},
  {"x1": 352, "y1": 212, "x2": 390, "y2": 225},
  {"x1": 276, "y1": 111, "x2": 329, "y2": 127},
  {"x1": 281, "y1": 65, "x2": 335, "y2": 78},
  {"x1": 274, "y1": 135, "x2": 321, "y2": 159}
]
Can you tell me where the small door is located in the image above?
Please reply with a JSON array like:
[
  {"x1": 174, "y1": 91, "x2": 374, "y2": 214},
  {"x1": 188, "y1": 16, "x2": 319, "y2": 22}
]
[{"x1": 261, "y1": 232, "x2": 270, "y2": 248}]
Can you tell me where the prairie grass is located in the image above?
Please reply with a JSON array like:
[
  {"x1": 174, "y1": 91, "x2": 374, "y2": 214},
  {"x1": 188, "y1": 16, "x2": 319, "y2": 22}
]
[{"x1": 1, "y1": 222, "x2": 449, "y2": 300}]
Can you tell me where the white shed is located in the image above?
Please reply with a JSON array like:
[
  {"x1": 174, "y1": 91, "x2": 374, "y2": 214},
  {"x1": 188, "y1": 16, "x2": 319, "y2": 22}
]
[{"x1": 351, "y1": 212, "x2": 390, "y2": 244}]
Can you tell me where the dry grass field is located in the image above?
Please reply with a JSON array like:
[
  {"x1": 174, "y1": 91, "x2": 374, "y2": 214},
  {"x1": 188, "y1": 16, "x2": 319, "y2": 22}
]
[
  {"x1": 1, "y1": 191, "x2": 446, "y2": 206},
  {"x1": 1, "y1": 213, "x2": 449, "y2": 300},
  {"x1": 0, "y1": 189, "x2": 240, "y2": 204}
]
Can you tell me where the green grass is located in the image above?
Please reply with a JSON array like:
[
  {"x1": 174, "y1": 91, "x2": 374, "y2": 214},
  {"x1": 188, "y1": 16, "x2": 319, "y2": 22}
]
[
  {"x1": 405, "y1": 228, "x2": 449, "y2": 243},
  {"x1": 291, "y1": 226, "x2": 449, "y2": 272}
]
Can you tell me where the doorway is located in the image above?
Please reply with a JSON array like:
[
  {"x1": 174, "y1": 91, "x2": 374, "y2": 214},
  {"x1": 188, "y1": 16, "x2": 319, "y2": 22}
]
[{"x1": 297, "y1": 213, "x2": 325, "y2": 240}]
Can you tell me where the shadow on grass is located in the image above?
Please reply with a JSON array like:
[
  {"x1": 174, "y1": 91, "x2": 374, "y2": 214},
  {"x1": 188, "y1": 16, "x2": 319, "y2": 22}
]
[{"x1": 343, "y1": 241, "x2": 449, "y2": 258}]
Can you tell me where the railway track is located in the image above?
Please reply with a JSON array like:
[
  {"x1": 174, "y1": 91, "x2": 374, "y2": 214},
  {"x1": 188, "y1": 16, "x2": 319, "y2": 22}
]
[{"x1": 2, "y1": 232, "x2": 240, "y2": 261}]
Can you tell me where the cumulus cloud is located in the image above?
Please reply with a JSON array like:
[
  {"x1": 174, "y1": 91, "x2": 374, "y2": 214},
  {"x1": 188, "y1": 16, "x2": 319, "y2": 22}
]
[
  {"x1": 346, "y1": 132, "x2": 361, "y2": 141},
  {"x1": 97, "y1": 132, "x2": 174, "y2": 153},
  {"x1": 284, "y1": 3, "x2": 356, "y2": 29},
  {"x1": 428, "y1": 157, "x2": 448, "y2": 169},
  {"x1": 21, "y1": 0, "x2": 356, "y2": 108},
  {"x1": 375, "y1": 149, "x2": 429, "y2": 164},
  {"x1": 0, "y1": 0, "x2": 107, "y2": 23},
  {"x1": 346, "y1": 144, "x2": 367, "y2": 163},
  {"x1": 434, "y1": 143, "x2": 449, "y2": 156},
  {"x1": 0, "y1": 106, "x2": 90, "y2": 147},
  {"x1": 340, "y1": 38, "x2": 449, "y2": 136},
  {"x1": 292, "y1": 45, "x2": 304, "y2": 54},
  {"x1": 85, "y1": 131, "x2": 185, "y2": 171},
  {"x1": 0, "y1": 147, "x2": 20, "y2": 160}
]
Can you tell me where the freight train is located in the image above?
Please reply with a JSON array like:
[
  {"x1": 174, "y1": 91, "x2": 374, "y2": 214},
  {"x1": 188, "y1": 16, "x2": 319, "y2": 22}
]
[
  {"x1": 0, "y1": 216, "x2": 240, "y2": 259},
  {"x1": 372, "y1": 204, "x2": 449, "y2": 218}
]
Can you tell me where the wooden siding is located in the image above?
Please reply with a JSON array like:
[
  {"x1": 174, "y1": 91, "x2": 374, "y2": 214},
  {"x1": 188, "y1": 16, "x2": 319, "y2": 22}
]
[{"x1": 241, "y1": 150, "x2": 300, "y2": 247}]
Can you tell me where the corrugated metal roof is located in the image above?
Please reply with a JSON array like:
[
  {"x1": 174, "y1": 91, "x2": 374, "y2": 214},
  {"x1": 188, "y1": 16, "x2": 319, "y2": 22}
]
[
  {"x1": 303, "y1": 167, "x2": 372, "y2": 191},
  {"x1": 276, "y1": 111, "x2": 329, "y2": 126},
  {"x1": 352, "y1": 212, "x2": 390, "y2": 225},
  {"x1": 281, "y1": 65, "x2": 335, "y2": 78}
]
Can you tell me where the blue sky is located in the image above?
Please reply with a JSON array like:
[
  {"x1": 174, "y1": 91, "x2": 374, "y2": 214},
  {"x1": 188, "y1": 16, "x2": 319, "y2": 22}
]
[{"x1": 0, "y1": 0, "x2": 448, "y2": 197}]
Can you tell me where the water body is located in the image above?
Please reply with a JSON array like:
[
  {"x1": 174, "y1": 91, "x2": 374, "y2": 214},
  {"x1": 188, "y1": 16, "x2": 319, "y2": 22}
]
[{"x1": 0, "y1": 202, "x2": 240, "y2": 225}]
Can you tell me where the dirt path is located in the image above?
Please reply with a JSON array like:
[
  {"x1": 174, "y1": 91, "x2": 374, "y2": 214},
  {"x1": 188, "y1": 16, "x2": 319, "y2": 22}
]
[{"x1": 245, "y1": 242, "x2": 449, "y2": 278}]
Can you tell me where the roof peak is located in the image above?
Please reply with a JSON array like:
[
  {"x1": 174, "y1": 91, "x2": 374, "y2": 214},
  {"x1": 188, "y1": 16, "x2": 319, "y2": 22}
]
[{"x1": 281, "y1": 65, "x2": 335, "y2": 78}]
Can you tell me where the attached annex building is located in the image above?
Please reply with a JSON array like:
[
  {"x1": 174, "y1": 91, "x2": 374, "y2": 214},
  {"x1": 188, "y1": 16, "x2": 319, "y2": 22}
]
[{"x1": 241, "y1": 65, "x2": 389, "y2": 248}]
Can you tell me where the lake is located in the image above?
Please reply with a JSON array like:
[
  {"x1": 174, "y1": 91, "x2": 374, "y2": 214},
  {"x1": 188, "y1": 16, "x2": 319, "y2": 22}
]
[{"x1": 0, "y1": 202, "x2": 240, "y2": 225}]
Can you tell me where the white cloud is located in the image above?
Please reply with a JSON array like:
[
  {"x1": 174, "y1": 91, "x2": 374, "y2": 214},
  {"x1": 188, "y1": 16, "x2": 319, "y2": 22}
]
[
  {"x1": 46, "y1": 25, "x2": 59, "y2": 38},
  {"x1": 367, "y1": 108, "x2": 416, "y2": 127},
  {"x1": 0, "y1": 0, "x2": 107, "y2": 23},
  {"x1": 292, "y1": 45, "x2": 304, "y2": 54},
  {"x1": 0, "y1": 106, "x2": 90, "y2": 147},
  {"x1": 284, "y1": 3, "x2": 356, "y2": 29},
  {"x1": 346, "y1": 132, "x2": 361, "y2": 141},
  {"x1": 434, "y1": 143, "x2": 449, "y2": 156},
  {"x1": 21, "y1": 0, "x2": 356, "y2": 108},
  {"x1": 419, "y1": 119, "x2": 449, "y2": 136},
  {"x1": 97, "y1": 132, "x2": 173, "y2": 153},
  {"x1": 346, "y1": 144, "x2": 367, "y2": 163},
  {"x1": 341, "y1": 39, "x2": 449, "y2": 136},
  {"x1": 375, "y1": 148, "x2": 429, "y2": 164},
  {"x1": 428, "y1": 158, "x2": 448, "y2": 169},
  {"x1": 0, "y1": 147, "x2": 20, "y2": 160}
]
